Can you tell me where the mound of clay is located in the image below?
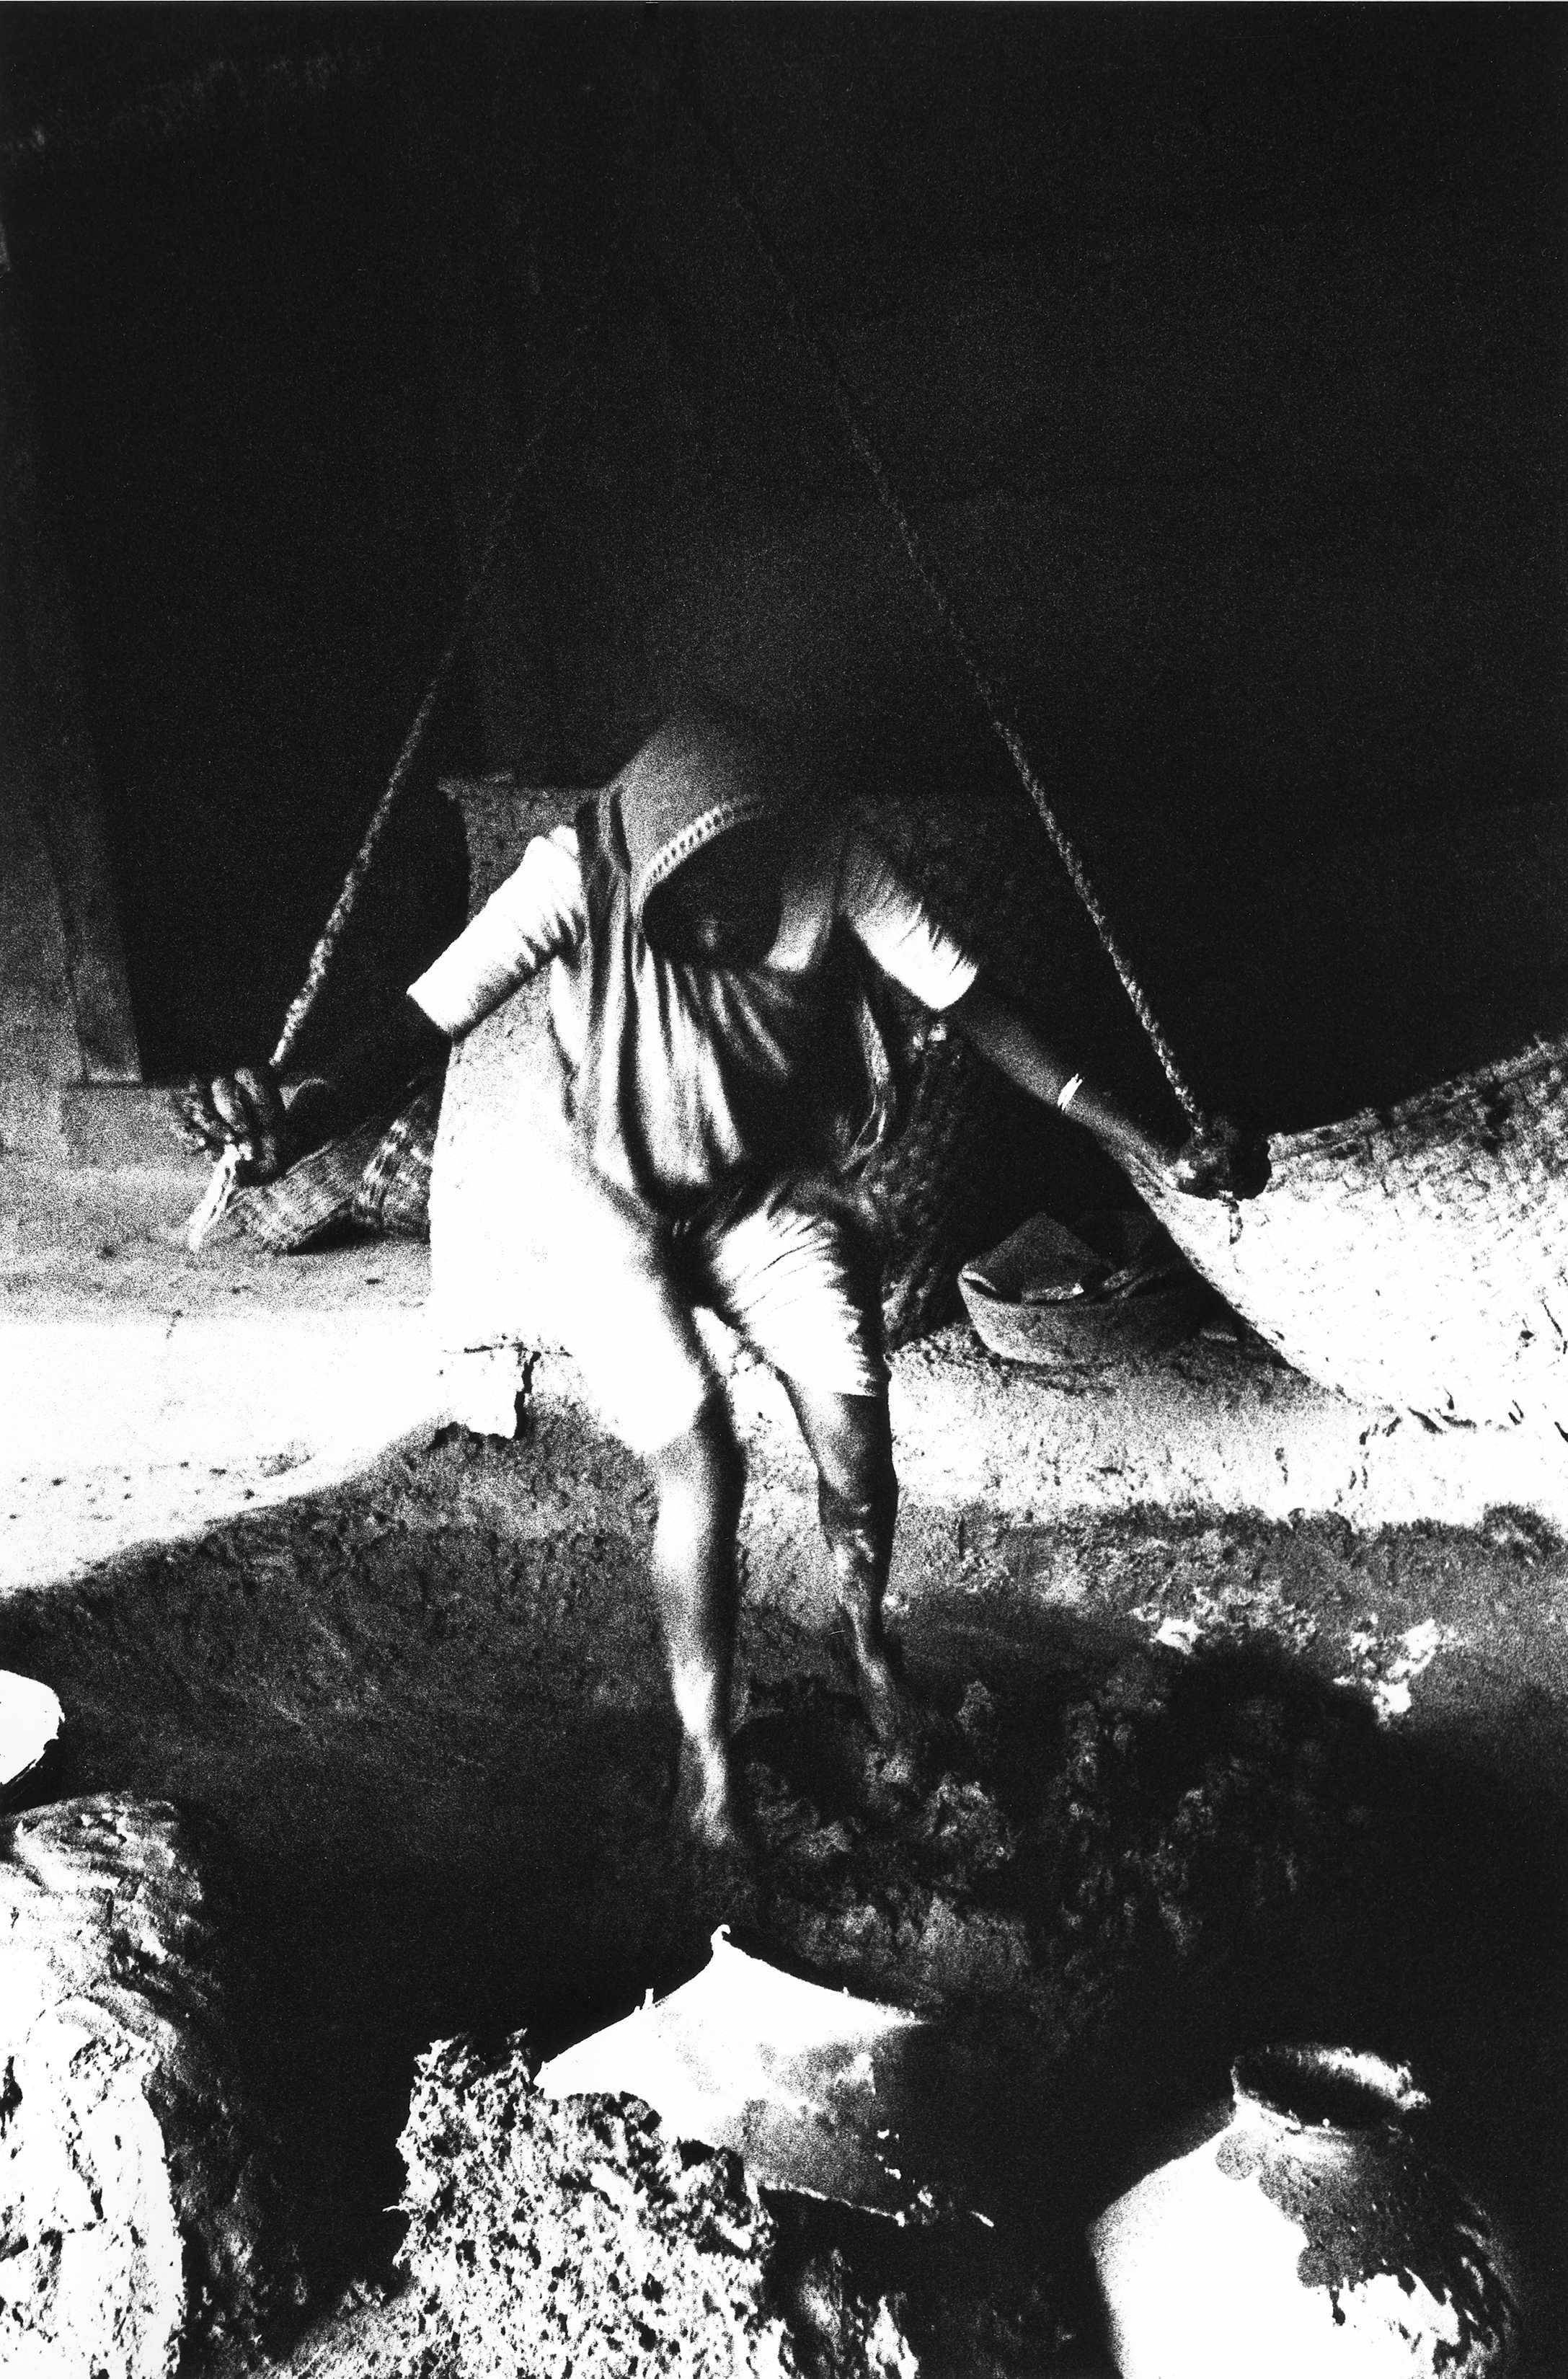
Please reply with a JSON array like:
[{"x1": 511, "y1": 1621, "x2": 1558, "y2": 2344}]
[
  {"x1": 399, "y1": 2037, "x2": 917, "y2": 2378},
  {"x1": 0, "y1": 1794, "x2": 302, "y2": 2379}
]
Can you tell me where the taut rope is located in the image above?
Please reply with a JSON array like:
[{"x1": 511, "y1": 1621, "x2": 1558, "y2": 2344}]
[
  {"x1": 668, "y1": 63, "x2": 1207, "y2": 1130},
  {"x1": 270, "y1": 262, "x2": 614, "y2": 1075},
  {"x1": 187, "y1": 261, "x2": 614, "y2": 1249}
]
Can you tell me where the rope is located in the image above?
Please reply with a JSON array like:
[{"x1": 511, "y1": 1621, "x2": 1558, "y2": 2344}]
[
  {"x1": 270, "y1": 261, "x2": 614, "y2": 1073},
  {"x1": 668, "y1": 63, "x2": 1207, "y2": 1130}
]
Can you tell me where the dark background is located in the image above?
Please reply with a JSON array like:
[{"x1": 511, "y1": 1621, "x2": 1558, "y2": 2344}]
[{"x1": 2, "y1": 4, "x2": 1564, "y2": 1125}]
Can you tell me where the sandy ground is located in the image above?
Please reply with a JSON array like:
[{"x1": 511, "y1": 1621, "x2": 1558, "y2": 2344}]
[
  {"x1": 3, "y1": 1157, "x2": 1566, "y2": 2372},
  {"x1": 8, "y1": 1156, "x2": 1567, "y2": 1586}
]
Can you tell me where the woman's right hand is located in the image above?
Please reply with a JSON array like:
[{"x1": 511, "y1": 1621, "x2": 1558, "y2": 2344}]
[
  {"x1": 1168, "y1": 1115, "x2": 1271, "y2": 1200},
  {"x1": 169, "y1": 1064, "x2": 290, "y2": 1181}
]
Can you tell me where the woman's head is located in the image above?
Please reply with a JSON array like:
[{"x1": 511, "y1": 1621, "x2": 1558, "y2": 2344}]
[
  {"x1": 615, "y1": 706, "x2": 800, "y2": 966},
  {"x1": 639, "y1": 820, "x2": 785, "y2": 965}
]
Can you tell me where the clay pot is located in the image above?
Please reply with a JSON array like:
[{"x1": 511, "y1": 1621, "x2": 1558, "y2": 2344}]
[
  {"x1": 1089, "y1": 2044, "x2": 1519, "y2": 2379},
  {"x1": 0, "y1": 1669, "x2": 62, "y2": 1808}
]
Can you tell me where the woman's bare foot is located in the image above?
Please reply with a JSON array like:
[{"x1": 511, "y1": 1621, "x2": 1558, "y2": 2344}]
[
  {"x1": 671, "y1": 1734, "x2": 750, "y2": 1859},
  {"x1": 833, "y1": 1596, "x2": 922, "y2": 1747}
]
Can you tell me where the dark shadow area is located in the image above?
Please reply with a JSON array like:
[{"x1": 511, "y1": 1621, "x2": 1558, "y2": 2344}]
[
  {"x1": 1, "y1": 17, "x2": 474, "y2": 1078},
  {"x1": 3, "y1": 7, "x2": 1564, "y2": 1119}
]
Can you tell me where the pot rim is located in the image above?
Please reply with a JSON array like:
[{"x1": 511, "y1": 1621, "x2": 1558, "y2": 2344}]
[{"x1": 1231, "y1": 2042, "x2": 1430, "y2": 2134}]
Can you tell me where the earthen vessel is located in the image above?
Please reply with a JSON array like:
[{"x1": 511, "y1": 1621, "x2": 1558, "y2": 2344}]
[{"x1": 1089, "y1": 2043, "x2": 1518, "y2": 2378}]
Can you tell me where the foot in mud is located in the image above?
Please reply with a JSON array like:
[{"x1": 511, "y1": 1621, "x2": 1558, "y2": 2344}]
[
  {"x1": 670, "y1": 1733, "x2": 752, "y2": 1861},
  {"x1": 686, "y1": 1832, "x2": 761, "y2": 1935},
  {"x1": 833, "y1": 1601, "x2": 925, "y2": 1747},
  {"x1": 829, "y1": 1609, "x2": 962, "y2": 1812},
  {"x1": 668, "y1": 1743, "x2": 759, "y2": 1933}
]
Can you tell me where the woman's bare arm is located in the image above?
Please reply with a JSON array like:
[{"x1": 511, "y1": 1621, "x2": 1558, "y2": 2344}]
[
  {"x1": 171, "y1": 828, "x2": 583, "y2": 1180},
  {"x1": 944, "y1": 977, "x2": 1185, "y2": 1192}
]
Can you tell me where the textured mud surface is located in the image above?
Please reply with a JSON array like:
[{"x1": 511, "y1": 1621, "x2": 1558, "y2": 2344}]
[
  {"x1": 398, "y1": 2041, "x2": 924, "y2": 2379},
  {"x1": 0, "y1": 1796, "x2": 303, "y2": 2378},
  {"x1": 0, "y1": 1410, "x2": 1562, "y2": 2373},
  {"x1": 401, "y1": 2051, "x2": 810, "y2": 2377}
]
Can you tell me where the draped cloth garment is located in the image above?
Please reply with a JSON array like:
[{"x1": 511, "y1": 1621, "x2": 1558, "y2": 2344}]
[{"x1": 410, "y1": 725, "x2": 978, "y2": 1445}]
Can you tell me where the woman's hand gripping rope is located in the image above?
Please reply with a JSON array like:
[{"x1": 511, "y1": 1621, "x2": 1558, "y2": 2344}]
[
  {"x1": 170, "y1": 1065, "x2": 291, "y2": 1249},
  {"x1": 1166, "y1": 1112, "x2": 1271, "y2": 1202}
]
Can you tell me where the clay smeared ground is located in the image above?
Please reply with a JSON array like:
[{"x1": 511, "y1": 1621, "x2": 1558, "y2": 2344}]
[{"x1": 0, "y1": 1391, "x2": 1564, "y2": 2373}]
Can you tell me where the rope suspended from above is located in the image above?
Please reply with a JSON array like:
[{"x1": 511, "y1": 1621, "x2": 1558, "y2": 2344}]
[
  {"x1": 665, "y1": 58, "x2": 1208, "y2": 1133},
  {"x1": 270, "y1": 260, "x2": 616, "y2": 1076},
  {"x1": 187, "y1": 254, "x2": 616, "y2": 1251}
]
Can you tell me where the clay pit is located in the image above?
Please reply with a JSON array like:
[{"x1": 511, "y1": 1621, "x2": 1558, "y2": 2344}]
[{"x1": 2, "y1": 1301, "x2": 1565, "y2": 2377}]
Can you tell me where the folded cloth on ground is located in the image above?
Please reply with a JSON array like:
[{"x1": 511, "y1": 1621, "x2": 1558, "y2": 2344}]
[
  {"x1": 222, "y1": 1074, "x2": 443, "y2": 1253},
  {"x1": 353, "y1": 1077, "x2": 443, "y2": 1236}
]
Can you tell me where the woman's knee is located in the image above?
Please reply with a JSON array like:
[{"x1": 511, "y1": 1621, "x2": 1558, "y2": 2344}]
[
  {"x1": 649, "y1": 1393, "x2": 746, "y2": 1528},
  {"x1": 802, "y1": 1392, "x2": 895, "y2": 1520},
  {"x1": 818, "y1": 1469, "x2": 897, "y2": 1571},
  {"x1": 808, "y1": 1404, "x2": 898, "y2": 1587},
  {"x1": 784, "y1": 1374, "x2": 886, "y2": 1477}
]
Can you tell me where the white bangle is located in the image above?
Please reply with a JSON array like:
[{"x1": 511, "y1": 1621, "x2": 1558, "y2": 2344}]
[{"x1": 1056, "y1": 1071, "x2": 1084, "y2": 1115}]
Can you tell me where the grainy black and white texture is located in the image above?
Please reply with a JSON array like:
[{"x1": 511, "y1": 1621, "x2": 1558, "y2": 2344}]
[{"x1": 2, "y1": 11, "x2": 1566, "y2": 2378}]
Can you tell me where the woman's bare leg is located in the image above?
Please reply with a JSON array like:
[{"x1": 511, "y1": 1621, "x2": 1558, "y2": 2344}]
[
  {"x1": 646, "y1": 1394, "x2": 748, "y2": 1850},
  {"x1": 781, "y1": 1381, "x2": 916, "y2": 1742}
]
